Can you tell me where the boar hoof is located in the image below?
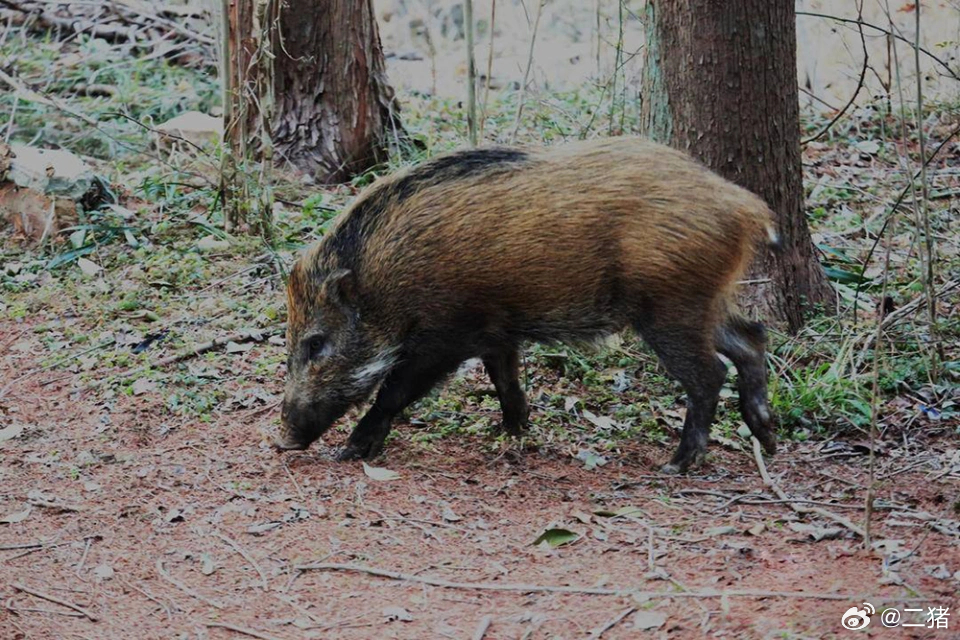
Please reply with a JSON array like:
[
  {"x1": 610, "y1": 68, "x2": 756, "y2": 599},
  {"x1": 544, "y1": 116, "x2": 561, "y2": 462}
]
[
  {"x1": 498, "y1": 421, "x2": 525, "y2": 437},
  {"x1": 660, "y1": 462, "x2": 683, "y2": 475},
  {"x1": 661, "y1": 450, "x2": 706, "y2": 475},
  {"x1": 273, "y1": 434, "x2": 310, "y2": 451},
  {"x1": 336, "y1": 439, "x2": 384, "y2": 461},
  {"x1": 756, "y1": 431, "x2": 777, "y2": 456}
]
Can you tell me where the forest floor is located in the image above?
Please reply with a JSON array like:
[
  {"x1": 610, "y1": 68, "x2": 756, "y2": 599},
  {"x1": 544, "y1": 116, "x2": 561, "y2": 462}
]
[
  {"x1": 1, "y1": 128, "x2": 959, "y2": 638},
  {"x1": 2, "y1": 2, "x2": 960, "y2": 638},
  {"x1": 0, "y1": 327, "x2": 959, "y2": 639}
]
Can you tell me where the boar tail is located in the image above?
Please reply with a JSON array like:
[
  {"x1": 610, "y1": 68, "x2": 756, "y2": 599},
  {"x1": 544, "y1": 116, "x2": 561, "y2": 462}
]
[{"x1": 765, "y1": 221, "x2": 782, "y2": 253}]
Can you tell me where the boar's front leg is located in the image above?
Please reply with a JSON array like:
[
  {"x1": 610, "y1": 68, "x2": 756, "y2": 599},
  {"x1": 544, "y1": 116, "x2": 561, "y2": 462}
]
[
  {"x1": 482, "y1": 347, "x2": 529, "y2": 436},
  {"x1": 337, "y1": 352, "x2": 462, "y2": 461}
]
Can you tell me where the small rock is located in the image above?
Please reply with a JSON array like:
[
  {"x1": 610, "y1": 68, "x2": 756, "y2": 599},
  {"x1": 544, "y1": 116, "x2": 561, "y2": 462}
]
[
  {"x1": 633, "y1": 610, "x2": 667, "y2": 630},
  {"x1": 382, "y1": 606, "x2": 413, "y2": 622},
  {"x1": 131, "y1": 378, "x2": 156, "y2": 396},
  {"x1": 225, "y1": 341, "x2": 254, "y2": 353},
  {"x1": 9, "y1": 144, "x2": 94, "y2": 198},
  {"x1": 92, "y1": 564, "x2": 114, "y2": 580},
  {"x1": 924, "y1": 564, "x2": 952, "y2": 580},
  {"x1": 155, "y1": 111, "x2": 222, "y2": 149},
  {"x1": 855, "y1": 139, "x2": 881, "y2": 155},
  {"x1": 77, "y1": 257, "x2": 102, "y2": 277}
]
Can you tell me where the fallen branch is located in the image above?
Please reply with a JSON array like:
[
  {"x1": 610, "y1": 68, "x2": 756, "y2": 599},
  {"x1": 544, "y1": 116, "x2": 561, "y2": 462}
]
[
  {"x1": 213, "y1": 531, "x2": 269, "y2": 590},
  {"x1": 153, "y1": 329, "x2": 275, "y2": 368},
  {"x1": 156, "y1": 559, "x2": 225, "y2": 610},
  {"x1": 751, "y1": 437, "x2": 866, "y2": 538},
  {"x1": 294, "y1": 562, "x2": 915, "y2": 601},
  {"x1": 11, "y1": 582, "x2": 98, "y2": 621},
  {"x1": 204, "y1": 622, "x2": 282, "y2": 640},
  {"x1": 86, "y1": 327, "x2": 281, "y2": 391}
]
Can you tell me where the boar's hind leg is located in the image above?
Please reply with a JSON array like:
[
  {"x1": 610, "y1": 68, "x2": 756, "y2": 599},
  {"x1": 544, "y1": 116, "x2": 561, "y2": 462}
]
[
  {"x1": 482, "y1": 348, "x2": 529, "y2": 436},
  {"x1": 715, "y1": 316, "x2": 777, "y2": 456},
  {"x1": 336, "y1": 354, "x2": 461, "y2": 461},
  {"x1": 636, "y1": 319, "x2": 727, "y2": 474}
]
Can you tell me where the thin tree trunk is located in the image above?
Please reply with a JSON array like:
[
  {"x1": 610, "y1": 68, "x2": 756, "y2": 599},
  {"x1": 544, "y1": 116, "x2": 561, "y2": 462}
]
[
  {"x1": 272, "y1": 0, "x2": 403, "y2": 184},
  {"x1": 221, "y1": 0, "x2": 274, "y2": 237},
  {"x1": 641, "y1": 0, "x2": 831, "y2": 332}
]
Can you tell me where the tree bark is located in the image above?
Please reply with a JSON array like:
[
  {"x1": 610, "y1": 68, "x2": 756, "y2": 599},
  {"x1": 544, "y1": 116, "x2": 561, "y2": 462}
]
[
  {"x1": 641, "y1": 0, "x2": 832, "y2": 332},
  {"x1": 273, "y1": 0, "x2": 403, "y2": 184}
]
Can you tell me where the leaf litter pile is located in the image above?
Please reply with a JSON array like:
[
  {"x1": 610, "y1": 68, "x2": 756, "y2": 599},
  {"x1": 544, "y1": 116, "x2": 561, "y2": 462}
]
[{"x1": 1, "y1": 8, "x2": 960, "y2": 640}]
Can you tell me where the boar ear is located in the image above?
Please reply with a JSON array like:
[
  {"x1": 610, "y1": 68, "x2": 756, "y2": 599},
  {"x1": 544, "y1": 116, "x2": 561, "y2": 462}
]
[{"x1": 322, "y1": 269, "x2": 357, "y2": 311}]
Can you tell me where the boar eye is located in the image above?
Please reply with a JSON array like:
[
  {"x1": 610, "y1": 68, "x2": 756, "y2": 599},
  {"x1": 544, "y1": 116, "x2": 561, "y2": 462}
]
[{"x1": 304, "y1": 335, "x2": 328, "y2": 360}]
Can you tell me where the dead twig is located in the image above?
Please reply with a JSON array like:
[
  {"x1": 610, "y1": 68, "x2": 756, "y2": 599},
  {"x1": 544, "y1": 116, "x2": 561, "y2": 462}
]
[
  {"x1": 472, "y1": 614, "x2": 493, "y2": 640},
  {"x1": 214, "y1": 530, "x2": 269, "y2": 590},
  {"x1": 801, "y1": 0, "x2": 868, "y2": 145},
  {"x1": 0, "y1": 542, "x2": 44, "y2": 551},
  {"x1": 590, "y1": 607, "x2": 635, "y2": 639},
  {"x1": 2, "y1": 540, "x2": 74, "y2": 561},
  {"x1": 11, "y1": 582, "x2": 98, "y2": 621},
  {"x1": 4, "y1": 603, "x2": 85, "y2": 618},
  {"x1": 751, "y1": 438, "x2": 866, "y2": 538},
  {"x1": 852, "y1": 121, "x2": 960, "y2": 326},
  {"x1": 204, "y1": 622, "x2": 282, "y2": 640},
  {"x1": 121, "y1": 579, "x2": 174, "y2": 619},
  {"x1": 75, "y1": 536, "x2": 93, "y2": 575},
  {"x1": 27, "y1": 495, "x2": 82, "y2": 512},
  {"x1": 854, "y1": 280, "x2": 958, "y2": 371},
  {"x1": 281, "y1": 459, "x2": 305, "y2": 502},
  {"x1": 509, "y1": 0, "x2": 544, "y2": 144},
  {"x1": 478, "y1": 0, "x2": 497, "y2": 140},
  {"x1": 156, "y1": 559, "x2": 225, "y2": 609},
  {"x1": 795, "y1": 10, "x2": 960, "y2": 82},
  {"x1": 273, "y1": 593, "x2": 322, "y2": 625},
  {"x1": 294, "y1": 562, "x2": 917, "y2": 601}
]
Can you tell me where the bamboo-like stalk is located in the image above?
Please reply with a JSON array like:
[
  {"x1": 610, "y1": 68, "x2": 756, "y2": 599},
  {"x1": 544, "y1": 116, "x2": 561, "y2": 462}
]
[
  {"x1": 478, "y1": 0, "x2": 496, "y2": 140},
  {"x1": 913, "y1": 2, "x2": 939, "y2": 380},
  {"x1": 219, "y1": 0, "x2": 236, "y2": 233},
  {"x1": 464, "y1": 0, "x2": 477, "y2": 146},
  {"x1": 608, "y1": 0, "x2": 624, "y2": 134},
  {"x1": 864, "y1": 213, "x2": 895, "y2": 550}
]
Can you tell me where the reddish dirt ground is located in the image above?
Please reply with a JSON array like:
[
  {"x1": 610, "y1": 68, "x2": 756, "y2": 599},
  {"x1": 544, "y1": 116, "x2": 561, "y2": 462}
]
[{"x1": 1, "y1": 321, "x2": 958, "y2": 640}]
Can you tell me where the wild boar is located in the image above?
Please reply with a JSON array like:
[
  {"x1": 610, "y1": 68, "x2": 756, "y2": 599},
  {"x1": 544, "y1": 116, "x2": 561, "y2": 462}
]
[{"x1": 278, "y1": 137, "x2": 779, "y2": 473}]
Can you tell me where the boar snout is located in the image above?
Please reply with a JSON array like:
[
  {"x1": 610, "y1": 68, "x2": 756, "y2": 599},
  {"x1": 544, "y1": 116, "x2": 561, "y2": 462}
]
[{"x1": 275, "y1": 399, "x2": 324, "y2": 450}]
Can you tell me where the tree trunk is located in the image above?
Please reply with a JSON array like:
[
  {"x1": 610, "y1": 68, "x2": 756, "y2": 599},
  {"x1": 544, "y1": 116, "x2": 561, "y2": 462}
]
[
  {"x1": 273, "y1": 0, "x2": 403, "y2": 184},
  {"x1": 641, "y1": 0, "x2": 831, "y2": 332}
]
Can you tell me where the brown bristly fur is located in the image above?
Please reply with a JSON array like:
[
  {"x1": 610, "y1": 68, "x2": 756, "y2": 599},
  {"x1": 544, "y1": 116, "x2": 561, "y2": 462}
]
[
  {"x1": 281, "y1": 137, "x2": 779, "y2": 473},
  {"x1": 291, "y1": 138, "x2": 773, "y2": 344}
]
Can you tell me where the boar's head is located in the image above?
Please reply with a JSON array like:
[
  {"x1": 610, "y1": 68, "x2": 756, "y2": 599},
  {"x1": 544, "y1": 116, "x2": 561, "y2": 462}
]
[{"x1": 277, "y1": 260, "x2": 396, "y2": 450}]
